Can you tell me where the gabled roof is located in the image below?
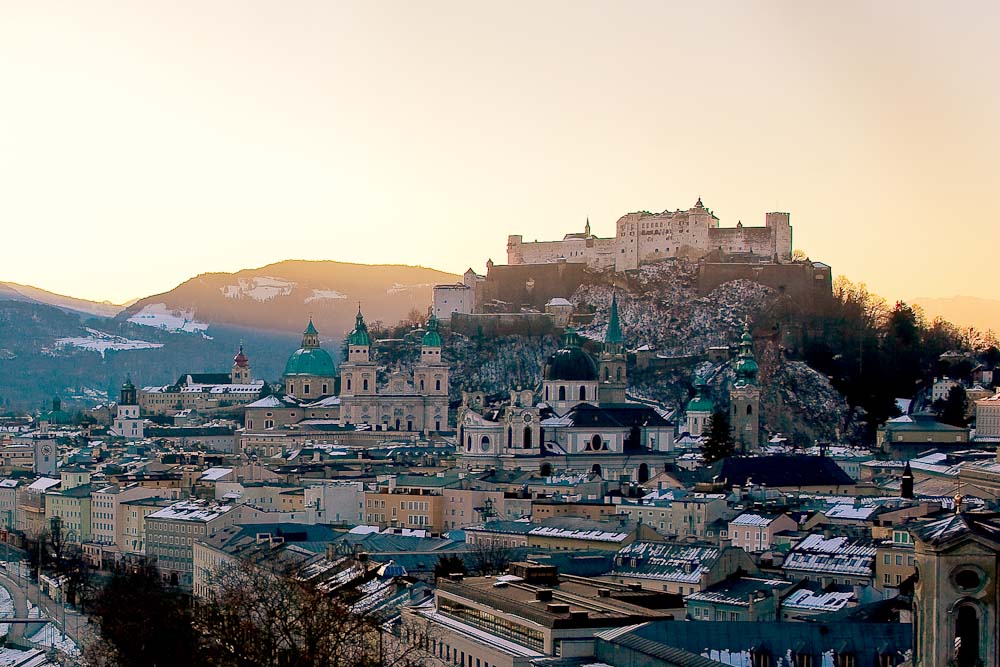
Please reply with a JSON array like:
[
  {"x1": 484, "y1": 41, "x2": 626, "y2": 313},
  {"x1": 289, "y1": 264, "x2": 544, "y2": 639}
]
[
  {"x1": 911, "y1": 511, "x2": 1000, "y2": 547},
  {"x1": 706, "y1": 455, "x2": 855, "y2": 488}
]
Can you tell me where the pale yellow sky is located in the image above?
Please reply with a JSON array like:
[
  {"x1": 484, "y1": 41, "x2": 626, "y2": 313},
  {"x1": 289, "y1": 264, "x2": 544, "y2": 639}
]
[{"x1": 1, "y1": 1, "x2": 997, "y2": 305}]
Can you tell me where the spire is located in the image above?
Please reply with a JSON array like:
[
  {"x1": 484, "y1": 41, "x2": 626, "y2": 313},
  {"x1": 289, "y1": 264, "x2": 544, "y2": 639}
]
[
  {"x1": 734, "y1": 321, "x2": 758, "y2": 386},
  {"x1": 422, "y1": 313, "x2": 443, "y2": 348},
  {"x1": 348, "y1": 305, "x2": 371, "y2": 346},
  {"x1": 696, "y1": 196, "x2": 704, "y2": 208},
  {"x1": 605, "y1": 293, "x2": 623, "y2": 345},
  {"x1": 301, "y1": 319, "x2": 320, "y2": 349},
  {"x1": 585, "y1": 217, "x2": 591, "y2": 237}
]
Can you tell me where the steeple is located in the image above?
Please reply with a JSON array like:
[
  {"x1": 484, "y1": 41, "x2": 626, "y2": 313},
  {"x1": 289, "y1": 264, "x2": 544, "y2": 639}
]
[
  {"x1": 422, "y1": 313, "x2": 442, "y2": 348},
  {"x1": 301, "y1": 319, "x2": 320, "y2": 349},
  {"x1": 605, "y1": 293, "x2": 623, "y2": 346},
  {"x1": 585, "y1": 217, "x2": 591, "y2": 238},
  {"x1": 901, "y1": 461, "x2": 914, "y2": 499},
  {"x1": 734, "y1": 322, "x2": 758, "y2": 386},
  {"x1": 348, "y1": 306, "x2": 371, "y2": 347}
]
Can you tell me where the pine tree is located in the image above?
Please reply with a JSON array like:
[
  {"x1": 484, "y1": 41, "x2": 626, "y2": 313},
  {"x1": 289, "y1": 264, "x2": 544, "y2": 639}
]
[
  {"x1": 701, "y1": 408, "x2": 735, "y2": 464},
  {"x1": 938, "y1": 385, "x2": 968, "y2": 427}
]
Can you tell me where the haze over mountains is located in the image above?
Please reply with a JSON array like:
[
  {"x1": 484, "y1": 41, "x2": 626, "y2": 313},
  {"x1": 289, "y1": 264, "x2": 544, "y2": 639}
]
[{"x1": 911, "y1": 296, "x2": 1000, "y2": 335}]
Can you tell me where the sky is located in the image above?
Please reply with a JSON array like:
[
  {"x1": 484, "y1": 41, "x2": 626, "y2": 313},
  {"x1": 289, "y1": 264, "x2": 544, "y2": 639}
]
[{"x1": 1, "y1": 1, "x2": 997, "y2": 305}]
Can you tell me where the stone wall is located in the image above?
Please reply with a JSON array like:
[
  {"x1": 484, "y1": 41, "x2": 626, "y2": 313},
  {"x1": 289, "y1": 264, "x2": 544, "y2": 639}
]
[
  {"x1": 450, "y1": 313, "x2": 555, "y2": 337},
  {"x1": 697, "y1": 261, "x2": 832, "y2": 310}
]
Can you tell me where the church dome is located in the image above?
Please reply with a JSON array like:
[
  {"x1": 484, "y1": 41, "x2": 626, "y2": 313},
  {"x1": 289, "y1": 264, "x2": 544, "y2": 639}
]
[
  {"x1": 348, "y1": 307, "x2": 371, "y2": 346},
  {"x1": 543, "y1": 329, "x2": 598, "y2": 381},
  {"x1": 233, "y1": 345, "x2": 249, "y2": 368},
  {"x1": 283, "y1": 348, "x2": 337, "y2": 377}
]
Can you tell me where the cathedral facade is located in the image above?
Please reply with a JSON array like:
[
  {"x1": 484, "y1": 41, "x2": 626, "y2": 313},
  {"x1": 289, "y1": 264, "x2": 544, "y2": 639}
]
[{"x1": 338, "y1": 308, "x2": 449, "y2": 433}]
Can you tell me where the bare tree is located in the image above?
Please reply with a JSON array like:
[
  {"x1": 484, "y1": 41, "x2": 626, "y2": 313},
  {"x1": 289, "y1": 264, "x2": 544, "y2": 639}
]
[
  {"x1": 468, "y1": 540, "x2": 512, "y2": 576},
  {"x1": 197, "y1": 558, "x2": 433, "y2": 667}
]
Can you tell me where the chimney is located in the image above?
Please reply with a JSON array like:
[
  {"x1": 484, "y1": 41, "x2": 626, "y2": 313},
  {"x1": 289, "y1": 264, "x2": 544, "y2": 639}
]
[{"x1": 535, "y1": 589, "x2": 553, "y2": 602}]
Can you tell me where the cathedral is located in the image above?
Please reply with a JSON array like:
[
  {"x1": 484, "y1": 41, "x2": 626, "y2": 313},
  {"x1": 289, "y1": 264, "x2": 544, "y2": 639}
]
[
  {"x1": 338, "y1": 307, "x2": 449, "y2": 432},
  {"x1": 457, "y1": 295, "x2": 675, "y2": 481}
]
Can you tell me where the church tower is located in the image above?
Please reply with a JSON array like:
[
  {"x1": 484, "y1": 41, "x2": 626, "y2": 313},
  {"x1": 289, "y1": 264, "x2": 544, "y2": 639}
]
[
  {"x1": 111, "y1": 377, "x2": 143, "y2": 439},
  {"x1": 340, "y1": 306, "x2": 376, "y2": 398},
  {"x1": 911, "y1": 508, "x2": 1000, "y2": 667},
  {"x1": 231, "y1": 345, "x2": 252, "y2": 384},
  {"x1": 598, "y1": 293, "x2": 627, "y2": 404},
  {"x1": 414, "y1": 314, "x2": 449, "y2": 432},
  {"x1": 730, "y1": 323, "x2": 760, "y2": 452}
]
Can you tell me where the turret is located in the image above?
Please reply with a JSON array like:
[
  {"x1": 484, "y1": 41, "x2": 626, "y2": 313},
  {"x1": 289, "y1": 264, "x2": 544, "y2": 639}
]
[
  {"x1": 120, "y1": 377, "x2": 137, "y2": 406},
  {"x1": 231, "y1": 344, "x2": 252, "y2": 384},
  {"x1": 347, "y1": 306, "x2": 371, "y2": 363}
]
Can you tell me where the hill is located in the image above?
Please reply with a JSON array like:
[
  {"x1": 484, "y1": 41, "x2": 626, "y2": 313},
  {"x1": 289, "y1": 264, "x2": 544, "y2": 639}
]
[
  {"x1": 123, "y1": 260, "x2": 458, "y2": 337},
  {"x1": 912, "y1": 296, "x2": 1000, "y2": 333},
  {"x1": 0, "y1": 281, "x2": 123, "y2": 318}
]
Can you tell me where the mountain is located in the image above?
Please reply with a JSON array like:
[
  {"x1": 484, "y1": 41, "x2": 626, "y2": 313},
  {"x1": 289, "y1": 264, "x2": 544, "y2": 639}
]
[
  {"x1": 0, "y1": 281, "x2": 123, "y2": 318},
  {"x1": 0, "y1": 299, "x2": 298, "y2": 412},
  {"x1": 912, "y1": 296, "x2": 1000, "y2": 334},
  {"x1": 122, "y1": 260, "x2": 459, "y2": 338}
]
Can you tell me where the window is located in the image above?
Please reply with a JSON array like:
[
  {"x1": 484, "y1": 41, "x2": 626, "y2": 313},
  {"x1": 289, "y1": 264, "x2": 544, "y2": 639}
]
[
  {"x1": 558, "y1": 386, "x2": 566, "y2": 401},
  {"x1": 579, "y1": 385, "x2": 586, "y2": 400},
  {"x1": 436, "y1": 380, "x2": 442, "y2": 391}
]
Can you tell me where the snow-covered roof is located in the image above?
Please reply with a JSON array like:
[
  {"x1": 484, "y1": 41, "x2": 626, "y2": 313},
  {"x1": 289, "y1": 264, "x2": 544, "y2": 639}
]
[
  {"x1": 199, "y1": 467, "x2": 233, "y2": 482},
  {"x1": 147, "y1": 500, "x2": 234, "y2": 523},
  {"x1": 28, "y1": 478, "x2": 60, "y2": 492}
]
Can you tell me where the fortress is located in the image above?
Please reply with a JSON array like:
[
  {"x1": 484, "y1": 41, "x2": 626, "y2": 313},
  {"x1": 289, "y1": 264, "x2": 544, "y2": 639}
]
[{"x1": 507, "y1": 198, "x2": 792, "y2": 271}]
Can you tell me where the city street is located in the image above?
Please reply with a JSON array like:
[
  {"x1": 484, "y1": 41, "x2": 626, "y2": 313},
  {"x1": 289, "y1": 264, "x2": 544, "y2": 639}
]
[{"x1": 0, "y1": 558, "x2": 91, "y2": 654}]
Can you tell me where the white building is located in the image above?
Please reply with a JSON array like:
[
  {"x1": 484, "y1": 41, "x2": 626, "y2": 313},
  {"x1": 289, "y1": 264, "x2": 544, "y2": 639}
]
[
  {"x1": 433, "y1": 269, "x2": 482, "y2": 321},
  {"x1": 110, "y1": 378, "x2": 144, "y2": 439},
  {"x1": 976, "y1": 390, "x2": 1000, "y2": 438}
]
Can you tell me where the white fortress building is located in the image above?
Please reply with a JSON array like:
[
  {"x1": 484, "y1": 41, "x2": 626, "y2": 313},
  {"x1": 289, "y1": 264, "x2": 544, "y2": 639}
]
[{"x1": 507, "y1": 198, "x2": 792, "y2": 271}]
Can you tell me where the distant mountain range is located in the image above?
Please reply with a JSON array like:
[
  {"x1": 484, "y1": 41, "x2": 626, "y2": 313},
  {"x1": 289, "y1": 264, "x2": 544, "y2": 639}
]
[
  {"x1": 0, "y1": 260, "x2": 459, "y2": 411},
  {"x1": 123, "y1": 260, "x2": 458, "y2": 338},
  {"x1": 912, "y1": 296, "x2": 1000, "y2": 334},
  {"x1": 0, "y1": 281, "x2": 124, "y2": 318}
]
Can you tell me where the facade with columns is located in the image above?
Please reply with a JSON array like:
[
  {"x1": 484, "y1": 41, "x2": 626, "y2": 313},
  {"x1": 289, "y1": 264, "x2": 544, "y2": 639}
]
[
  {"x1": 457, "y1": 295, "x2": 674, "y2": 481},
  {"x1": 338, "y1": 308, "x2": 449, "y2": 433},
  {"x1": 507, "y1": 198, "x2": 793, "y2": 272}
]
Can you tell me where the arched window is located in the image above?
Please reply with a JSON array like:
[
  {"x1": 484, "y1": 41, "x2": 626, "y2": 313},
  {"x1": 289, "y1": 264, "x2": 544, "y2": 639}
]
[
  {"x1": 591, "y1": 463, "x2": 602, "y2": 477},
  {"x1": 436, "y1": 379, "x2": 441, "y2": 391},
  {"x1": 287, "y1": 383, "x2": 293, "y2": 394},
  {"x1": 747, "y1": 404, "x2": 753, "y2": 416},
  {"x1": 956, "y1": 604, "x2": 980, "y2": 667},
  {"x1": 346, "y1": 377, "x2": 352, "y2": 391},
  {"x1": 507, "y1": 427, "x2": 512, "y2": 447},
  {"x1": 466, "y1": 436, "x2": 472, "y2": 451},
  {"x1": 480, "y1": 436, "x2": 491, "y2": 452},
  {"x1": 419, "y1": 379, "x2": 425, "y2": 391},
  {"x1": 579, "y1": 386, "x2": 587, "y2": 401},
  {"x1": 540, "y1": 462, "x2": 552, "y2": 476},
  {"x1": 589, "y1": 434, "x2": 603, "y2": 451},
  {"x1": 558, "y1": 386, "x2": 566, "y2": 401},
  {"x1": 363, "y1": 379, "x2": 369, "y2": 391},
  {"x1": 545, "y1": 386, "x2": 549, "y2": 400},
  {"x1": 523, "y1": 427, "x2": 532, "y2": 448},
  {"x1": 395, "y1": 418, "x2": 401, "y2": 430},
  {"x1": 604, "y1": 368, "x2": 610, "y2": 381},
  {"x1": 303, "y1": 384, "x2": 310, "y2": 395}
]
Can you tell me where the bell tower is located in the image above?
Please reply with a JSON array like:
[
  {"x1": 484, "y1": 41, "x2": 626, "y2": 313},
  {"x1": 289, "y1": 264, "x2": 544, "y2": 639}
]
[
  {"x1": 231, "y1": 344, "x2": 252, "y2": 384},
  {"x1": 911, "y1": 508, "x2": 1000, "y2": 667},
  {"x1": 598, "y1": 293, "x2": 627, "y2": 404},
  {"x1": 730, "y1": 322, "x2": 760, "y2": 452}
]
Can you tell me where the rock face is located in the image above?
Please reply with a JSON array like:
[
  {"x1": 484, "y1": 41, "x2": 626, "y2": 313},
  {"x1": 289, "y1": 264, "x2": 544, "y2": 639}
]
[{"x1": 434, "y1": 260, "x2": 852, "y2": 444}]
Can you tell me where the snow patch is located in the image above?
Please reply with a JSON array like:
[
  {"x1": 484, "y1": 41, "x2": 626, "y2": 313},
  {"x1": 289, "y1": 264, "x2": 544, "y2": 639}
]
[
  {"x1": 55, "y1": 328, "x2": 163, "y2": 357},
  {"x1": 128, "y1": 304, "x2": 209, "y2": 334},
  {"x1": 305, "y1": 289, "x2": 348, "y2": 303},
  {"x1": 221, "y1": 276, "x2": 296, "y2": 301}
]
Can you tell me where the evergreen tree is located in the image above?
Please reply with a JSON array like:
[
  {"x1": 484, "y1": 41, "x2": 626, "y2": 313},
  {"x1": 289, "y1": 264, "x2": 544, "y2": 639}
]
[
  {"x1": 938, "y1": 385, "x2": 969, "y2": 427},
  {"x1": 701, "y1": 409, "x2": 735, "y2": 463}
]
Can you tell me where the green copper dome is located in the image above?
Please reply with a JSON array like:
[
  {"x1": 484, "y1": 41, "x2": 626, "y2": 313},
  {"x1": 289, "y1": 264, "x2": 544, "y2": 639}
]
[
  {"x1": 348, "y1": 307, "x2": 371, "y2": 346},
  {"x1": 422, "y1": 314, "x2": 442, "y2": 348},
  {"x1": 686, "y1": 395, "x2": 715, "y2": 413},
  {"x1": 283, "y1": 348, "x2": 337, "y2": 377},
  {"x1": 284, "y1": 319, "x2": 337, "y2": 377}
]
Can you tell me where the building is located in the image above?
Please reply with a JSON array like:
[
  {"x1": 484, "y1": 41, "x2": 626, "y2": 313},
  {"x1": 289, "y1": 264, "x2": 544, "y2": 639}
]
[
  {"x1": 145, "y1": 499, "x2": 243, "y2": 587},
  {"x1": 910, "y1": 508, "x2": 1000, "y2": 667},
  {"x1": 608, "y1": 540, "x2": 758, "y2": 595},
  {"x1": 339, "y1": 308, "x2": 449, "y2": 433},
  {"x1": 619, "y1": 493, "x2": 728, "y2": 540},
  {"x1": 976, "y1": 390, "x2": 1000, "y2": 438},
  {"x1": 109, "y1": 377, "x2": 144, "y2": 439},
  {"x1": 728, "y1": 512, "x2": 798, "y2": 553},
  {"x1": 282, "y1": 320, "x2": 339, "y2": 401},
  {"x1": 432, "y1": 269, "x2": 482, "y2": 322},
  {"x1": 466, "y1": 516, "x2": 661, "y2": 553},
  {"x1": 781, "y1": 534, "x2": 878, "y2": 587},
  {"x1": 140, "y1": 346, "x2": 265, "y2": 416},
  {"x1": 684, "y1": 374, "x2": 714, "y2": 437},
  {"x1": 363, "y1": 488, "x2": 445, "y2": 533},
  {"x1": 414, "y1": 561, "x2": 676, "y2": 667},
  {"x1": 685, "y1": 575, "x2": 792, "y2": 622},
  {"x1": 507, "y1": 199, "x2": 793, "y2": 272}
]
